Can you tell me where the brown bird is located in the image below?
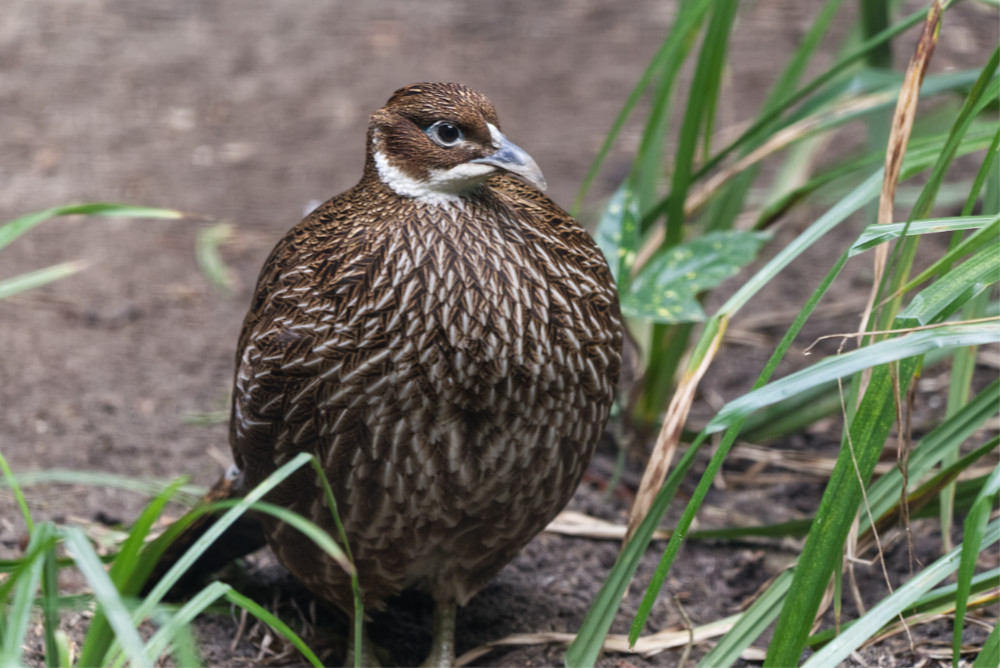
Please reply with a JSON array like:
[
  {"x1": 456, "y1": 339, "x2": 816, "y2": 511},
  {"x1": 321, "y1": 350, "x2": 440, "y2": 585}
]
[{"x1": 230, "y1": 82, "x2": 622, "y2": 666}]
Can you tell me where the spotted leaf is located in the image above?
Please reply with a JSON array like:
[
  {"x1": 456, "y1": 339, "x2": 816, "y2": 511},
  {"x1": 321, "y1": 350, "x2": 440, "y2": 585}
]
[
  {"x1": 622, "y1": 230, "x2": 769, "y2": 323},
  {"x1": 594, "y1": 181, "x2": 640, "y2": 285}
]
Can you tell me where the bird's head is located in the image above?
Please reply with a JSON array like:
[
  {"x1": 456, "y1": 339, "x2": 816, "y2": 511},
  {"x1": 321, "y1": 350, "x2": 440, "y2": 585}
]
[{"x1": 365, "y1": 82, "x2": 547, "y2": 202}]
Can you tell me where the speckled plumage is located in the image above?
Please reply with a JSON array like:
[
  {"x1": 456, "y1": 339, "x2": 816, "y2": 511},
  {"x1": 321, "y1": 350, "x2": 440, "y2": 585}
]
[{"x1": 230, "y1": 83, "x2": 622, "y2": 626}]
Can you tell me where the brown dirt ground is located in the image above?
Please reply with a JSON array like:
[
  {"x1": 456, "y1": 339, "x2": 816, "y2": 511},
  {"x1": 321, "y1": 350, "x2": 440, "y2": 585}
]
[{"x1": 2, "y1": 1, "x2": 998, "y2": 666}]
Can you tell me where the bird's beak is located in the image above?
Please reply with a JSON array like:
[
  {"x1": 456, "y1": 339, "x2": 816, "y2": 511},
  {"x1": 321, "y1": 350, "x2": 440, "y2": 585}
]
[{"x1": 471, "y1": 125, "x2": 548, "y2": 191}]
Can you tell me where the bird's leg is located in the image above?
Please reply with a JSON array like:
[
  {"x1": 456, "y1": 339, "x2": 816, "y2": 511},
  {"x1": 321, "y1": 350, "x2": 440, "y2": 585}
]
[{"x1": 420, "y1": 599, "x2": 457, "y2": 668}]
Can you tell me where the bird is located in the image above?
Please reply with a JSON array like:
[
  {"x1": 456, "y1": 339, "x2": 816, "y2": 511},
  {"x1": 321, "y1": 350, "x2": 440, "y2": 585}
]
[{"x1": 229, "y1": 82, "x2": 623, "y2": 666}]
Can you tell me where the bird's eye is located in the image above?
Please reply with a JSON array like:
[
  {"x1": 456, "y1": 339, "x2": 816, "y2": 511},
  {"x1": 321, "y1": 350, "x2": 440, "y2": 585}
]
[{"x1": 427, "y1": 121, "x2": 463, "y2": 147}]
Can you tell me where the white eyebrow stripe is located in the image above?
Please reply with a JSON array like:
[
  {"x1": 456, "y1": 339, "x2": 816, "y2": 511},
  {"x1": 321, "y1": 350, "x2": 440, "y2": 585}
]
[{"x1": 486, "y1": 123, "x2": 503, "y2": 149}]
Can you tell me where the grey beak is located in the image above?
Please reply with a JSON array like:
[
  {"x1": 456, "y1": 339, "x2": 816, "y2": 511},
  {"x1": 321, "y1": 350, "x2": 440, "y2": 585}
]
[{"x1": 471, "y1": 131, "x2": 548, "y2": 191}]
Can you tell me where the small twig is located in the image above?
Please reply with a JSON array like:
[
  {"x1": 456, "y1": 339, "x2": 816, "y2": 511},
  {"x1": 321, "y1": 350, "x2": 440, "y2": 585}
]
[{"x1": 674, "y1": 595, "x2": 694, "y2": 668}]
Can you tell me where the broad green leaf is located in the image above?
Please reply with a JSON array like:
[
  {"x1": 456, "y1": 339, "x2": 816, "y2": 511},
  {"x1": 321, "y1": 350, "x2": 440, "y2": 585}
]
[
  {"x1": 707, "y1": 322, "x2": 1000, "y2": 434},
  {"x1": 594, "y1": 181, "x2": 640, "y2": 285},
  {"x1": 627, "y1": 246, "x2": 853, "y2": 649},
  {"x1": 622, "y1": 231, "x2": 769, "y2": 323}
]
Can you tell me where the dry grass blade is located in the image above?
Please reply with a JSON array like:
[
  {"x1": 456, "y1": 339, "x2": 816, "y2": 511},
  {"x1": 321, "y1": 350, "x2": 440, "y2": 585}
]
[
  {"x1": 625, "y1": 319, "x2": 728, "y2": 543},
  {"x1": 842, "y1": 0, "x2": 942, "y2": 640},
  {"x1": 457, "y1": 615, "x2": 747, "y2": 666},
  {"x1": 544, "y1": 510, "x2": 671, "y2": 541},
  {"x1": 856, "y1": 1, "x2": 942, "y2": 342}
]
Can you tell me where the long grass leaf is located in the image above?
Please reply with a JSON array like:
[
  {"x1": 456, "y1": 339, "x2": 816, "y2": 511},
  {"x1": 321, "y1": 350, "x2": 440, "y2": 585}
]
[
  {"x1": 41, "y1": 538, "x2": 60, "y2": 668},
  {"x1": 699, "y1": 570, "x2": 794, "y2": 667},
  {"x1": 0, "y1": 449, "x2": 34, "y2": 534},
  {"x1": 804, "y1": 519, "x2": 1000, "y2": 667},
  {"x1": 765, "y1": 358, "x2": 910, "y2": 666},
  {"x1": 953, "y1": 466, "x2": 1000, "y2": 664},
  {"x1": 62, "y1": 526, "x2": 149, "y2": 668},
  {"x1": 141, "y1": 581, "x2": 232, "y2": 662},
  {"x1": 225, "y1": 589, "x2": 324, "y2": 668},
  {"x1": 78, "y1": 477, "x2": 188, "y2": 667},
  {"x1": 629, "y1": 249, "x2": 851, "y2": 645},
  {"x1": 0, "y1": 261, "x2": 88, "y2": 300},
  {"x1": 0, "y1": 203, "x2": 183, "y2": 252},
  {"x1": 135, "y1": 453, "x2": 313, "y2": 621},
  {"x1": 5, "y1": 469, "x2": 205, "y2": 504},
  {"x1": 0, "y1": 523, "x2": 55, "y2": 667},
  {"x1": 709, "y1": 322, "x2": 999, "y2": 433},
  {"x1": 571, "y1": 0, "x2": 716, "y2": 214}
]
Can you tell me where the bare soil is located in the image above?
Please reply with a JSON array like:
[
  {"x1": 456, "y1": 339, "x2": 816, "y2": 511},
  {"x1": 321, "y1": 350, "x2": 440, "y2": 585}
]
[{"x1": 2, "y1": 1, "x2": 997, "y2": 666}]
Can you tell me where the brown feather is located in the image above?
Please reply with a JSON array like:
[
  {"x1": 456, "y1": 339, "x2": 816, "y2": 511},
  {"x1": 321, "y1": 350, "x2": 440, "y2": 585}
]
[{"x1": 230, "y1": 83, "x2": 622, "y2": 612}]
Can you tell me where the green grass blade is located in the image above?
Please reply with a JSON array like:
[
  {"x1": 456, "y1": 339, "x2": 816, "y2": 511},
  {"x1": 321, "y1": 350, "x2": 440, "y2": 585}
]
[
  {"x1": 0, "y1": 261, "x2": 88, "y2": 300},
  {"x1": 5, "y1": 469, "x2": 205, "y2": 504},
  {"x1": 896, "y1": 246, "x2": 999, "y2": 327},
  {"x1": 708, "y1": 322, "x2": 999, "y2": 434},
  {"x1": 135, "y1": 452, "x2": 314, "y2": 622},
  {"x1": 629, "y1": 249, "x2": 850, "y2": 646},
  {"x1": 698, "y1": 570, "x2": 794, "y2": 667},
  {"x1": 663, "y1": 0, "x2": 738, "y2": 244},
  {"x1": 689, "y1": 1, "x2": 961, "y2": 184},
  {"x1": 849, "y1": 215, "x2": 996, "y2": 255},
  {"x1": 564, "y1": 434, "x2": 706, "y2": 667},
  {"x1": 974, "y1": 622, "x2": 1000, "y2": 668},
  {"x1": 225, "y1": 589, "x2": 324, "y2": 668},
  {"x1": 898, "y1": 215, "x2": 1000, "y2": 299},
  {"x1": 0, "y1": 203, "x2": 183, "y2": 252},
  {"x1": 78, "y1": 477, "x2": 189, "y2": 667},
  {"x1": 61, "y1": 526, "x2": 150, "y2": 668},
  {"x1": 718, "y1": 169, "x2": 883, "y2": 316},
  {"x1": 804, "y1": 518, "x2": 1000, "y2": 667},
  {"x1": 41, "y1": 538, "x2": 60, "y2": 668},
  {"x1": 0, "y1": 449, "x2": 34, "y2": 534},
  {"x1": 907, "y1": 48, "x2": 999, "y2": 222},
  {"x1": 700, "y1": 0, "x2": 845, "y2": 232},
  {"x1": 0, "y1": 523, "x2": 56, "y2": 667},
  {"x1": 765, "y1": 358, "x2": 911, "y2": 666},
  {"x1": 571, "y1": 0, "x2": 716, "y2": 214},
  {"x1": 953, "y1": 465, "x2": 1000, "y2": 664},
  {"x1": 141, "y1": 581, "x2": 232, "y2": 663},
  {"x1": 863, "y1": 380, "x2": 999, "y2": 529},
  {"x1": 194, "y1": 223, "x2": 235, "y2": 294}
]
